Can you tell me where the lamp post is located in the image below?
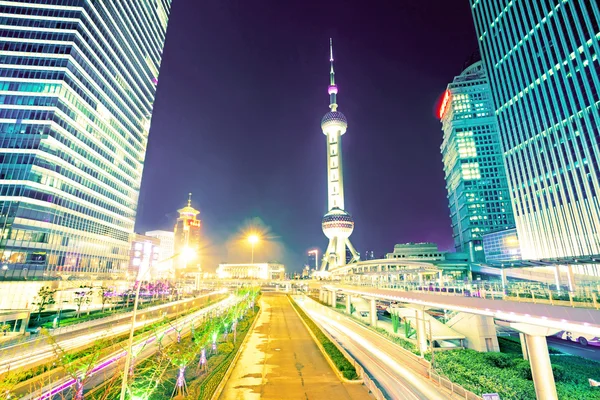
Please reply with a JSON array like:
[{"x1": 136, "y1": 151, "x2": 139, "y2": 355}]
[
  {"x1": 119, "y1": 248, "x2": 196, "y2": 400},
  {"x1": 248, "y1": 235, "x2": 259, "y2": 264}
]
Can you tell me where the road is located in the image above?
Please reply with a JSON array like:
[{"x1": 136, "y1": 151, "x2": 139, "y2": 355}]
[
  {"x1": 497, "y1": 326, "x2": 600, "y2": 361},
  {"x1": 0, "y1": 291, "x2": 224, "y2": 375},
  {"x1": 294, "y1": 295, "x2": 453, "y2": 400},
  {"x1": 20, "y1": 295, "x2": 240, "y2": 400},
  {"x1": 219, "y1": 292, "x2": 369, "y2": 400}
]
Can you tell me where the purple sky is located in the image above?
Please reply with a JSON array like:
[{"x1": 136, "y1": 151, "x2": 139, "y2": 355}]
[{"x1": 135, "y1": 0, "x2": 478, "y2": 272}]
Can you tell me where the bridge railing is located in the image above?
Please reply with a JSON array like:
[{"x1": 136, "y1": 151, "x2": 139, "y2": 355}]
[{"x1": 340, "y1": 280, "x2": 600, "y2": 310}]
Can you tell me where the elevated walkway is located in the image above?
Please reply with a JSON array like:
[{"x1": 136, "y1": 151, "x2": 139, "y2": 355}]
[{"x1": 326, "y1": 284, "x2": 600, "y2": 336}]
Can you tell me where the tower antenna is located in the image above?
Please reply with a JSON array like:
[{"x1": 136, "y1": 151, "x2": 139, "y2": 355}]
[
  {"x1": 328, "y1": 38, "x2": 338, "y2": 111},
  {"x1": 188, "y1": 192, "x2": 192, "y2": 207}
]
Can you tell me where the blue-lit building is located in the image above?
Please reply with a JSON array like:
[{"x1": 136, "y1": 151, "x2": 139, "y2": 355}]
[
  {"x1": 482, "y1": 228, "x2": 521, "y2": 262},
  {"x1": 440, "y1": 60, "x2": 516, "y2": 261},
  {"x1": 471, "y1": 1, "x2": 600, "y2": 269},
  {"x1": 0, "y1": 1, "x2": 172, "y2": 279}
]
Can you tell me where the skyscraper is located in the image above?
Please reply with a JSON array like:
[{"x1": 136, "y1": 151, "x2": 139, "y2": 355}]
[
  {"x1": 471, "y1": 1, "x2": 600, "y2": 262},
  {"x1": 440, "y1": 60, "x2": 516, "y2": 261},
  {"x1": 146, "y1": 230, "x2": 175, "y2": 277},
  {"x1": 173, "y1": 194, "x2": 201, "y2": 276},
  {"x1": 320, "y1": 39, "x2": 359, "y2": 272},
  {"x1": 0, "y1": 1, "x2": 172, "y2": 279}
]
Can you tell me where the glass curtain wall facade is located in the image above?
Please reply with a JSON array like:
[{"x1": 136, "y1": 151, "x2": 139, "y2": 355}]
[
  {"x1": 470, "y1": 1, "x2": 600, "y2": 262},
  {"x1": 0, "y1": 0, "x2": 172, "y2": 279},
  {"x1": 440, "y1": 61, "x2": 515, "y2": 261}
]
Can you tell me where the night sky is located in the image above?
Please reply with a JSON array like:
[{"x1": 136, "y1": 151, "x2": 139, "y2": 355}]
[{"x1": 136, "y1": 0, "x2": 479, "y2": 272}]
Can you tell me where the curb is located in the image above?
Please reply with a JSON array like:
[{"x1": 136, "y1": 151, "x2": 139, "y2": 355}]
[
  {"x1": 210, "y1": 299, "x2": 263, "y2": 400},
  {"x1": 287, "y1": 295, "x2": 363, "y2": 384}
]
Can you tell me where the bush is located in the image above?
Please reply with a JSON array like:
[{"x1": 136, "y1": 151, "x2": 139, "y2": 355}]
[
  {"x1": 433, "y1": 348, "x2": 600, "y2": 400},
  {"x1": 217, "y1": 342, "x2": 234, "y2": 354}
]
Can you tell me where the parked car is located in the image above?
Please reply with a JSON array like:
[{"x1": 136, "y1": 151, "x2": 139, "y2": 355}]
[{"x1": 556, "y1": 330, "x2": 600, "y2": 346}]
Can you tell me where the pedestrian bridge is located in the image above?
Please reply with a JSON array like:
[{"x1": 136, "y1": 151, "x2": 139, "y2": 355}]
[{"x1": 323, "y1": 284, "x2": 600, "y2": 336}]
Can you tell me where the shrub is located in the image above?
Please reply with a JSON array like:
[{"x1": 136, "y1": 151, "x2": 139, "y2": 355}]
[{"x1": 217, "y1": 342, "x2": 234, "y2": 354}]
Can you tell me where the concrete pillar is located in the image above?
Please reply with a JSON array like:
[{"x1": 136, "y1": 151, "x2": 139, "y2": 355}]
[
  {"x1": 369, "y1": 298, "x2": 377, "y2": 327},
  {"x1": 418, "y1": 273, "x2": 424, "y2": 287},
  {"x1": 519, "y1": 332, "x2": 528, "y2": 360},
  {"x1": 346, "y1": 294, "x2": 352, "y2": 315},
  {"x1": 330, "y1": 290, "x2": 336, "y2": 308},
  {"x1": 554, "y1": 266, "x2": 561, "y2": 293},
  {"x1": 447, "y1": 314, "x2": 499, "y2": 352},
  {"x1": 566, "y1": 265, "x2": 576, "y2": 292},
  {"x1": 501, "y1": 268, "x2": 507, "y2": 292},
  {"x1": 526, "y1": 334, "x2": 558, "y2": 400},
  {"x1": 319, "y1": 290, "x2": 324, "y2": 302},
  {"x1": 415, "y1": 309, "x2": 428, "y2": 354},
  {"x1": 438, "y1": 270, "x2": 443, "y2": 287}
]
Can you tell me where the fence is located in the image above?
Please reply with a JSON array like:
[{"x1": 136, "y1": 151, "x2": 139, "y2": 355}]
[{"x1": 429, "y1": 368, "x2": 482, "y2": 400}]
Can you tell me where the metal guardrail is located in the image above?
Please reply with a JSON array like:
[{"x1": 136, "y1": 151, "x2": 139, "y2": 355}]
[
  {"x1": 361, "y1": 368, "x2": 385, "y2": 400},
  {"x1": 0, "y1": 293, "x2": 219, "y2": 349},
  {"x1": 344, "y1": 281, "x2": 600, "y2": 310},
  {"x1": 429, "y1": 368, "x2": 482, "y2": 400}
]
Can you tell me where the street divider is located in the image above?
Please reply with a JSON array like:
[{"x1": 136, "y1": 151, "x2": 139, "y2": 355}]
[{"x1": 288, "y1": 295, "x2": 360, "y2": 382}]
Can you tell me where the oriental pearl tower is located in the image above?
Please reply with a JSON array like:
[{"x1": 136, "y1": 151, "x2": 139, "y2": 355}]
[{"x1": 320, "y1": 39, "x2": 359, "y2": 272}]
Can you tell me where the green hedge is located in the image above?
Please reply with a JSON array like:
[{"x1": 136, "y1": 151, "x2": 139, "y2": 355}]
[
  {"x1": 288, "y1": 296, "x2": 358, "y2": 380},
  {"x1": 433, "y1": 348, "x2": 600, "y2": 399}
]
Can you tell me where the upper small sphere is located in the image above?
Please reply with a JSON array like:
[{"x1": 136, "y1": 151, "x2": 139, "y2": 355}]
[{"x1": 321, "y1": 111, "x2": 348, "y2": 131}]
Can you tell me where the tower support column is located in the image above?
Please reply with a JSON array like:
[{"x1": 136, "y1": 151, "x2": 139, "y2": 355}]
[{"x1": 330, "y1": 289, "x2": 336, "y2": 308}]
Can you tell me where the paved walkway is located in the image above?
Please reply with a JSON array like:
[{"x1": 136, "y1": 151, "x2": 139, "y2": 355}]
[{"x1": 219, "y1": 293, "x2": 370, "y2": 400}]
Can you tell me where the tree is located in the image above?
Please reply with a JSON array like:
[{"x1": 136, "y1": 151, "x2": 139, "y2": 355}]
[
  {"x1": 98, "y1": 286, "x2": 112, "y2": 312},
  {"x1": 33, "y1": 286, "x2": 56, "y2": 322},
  {"x1": 0, "y1": 323, "x2": 11, "y2": 336},
  {"x1": 73, "y1": 287, "x2": 93, "y2": 318}
]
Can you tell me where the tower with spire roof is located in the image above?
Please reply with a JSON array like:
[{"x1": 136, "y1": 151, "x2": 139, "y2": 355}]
[
  {"x1": 173, "y1": 193, "x2": 201, "y2": 277},
  {"x1": 320, "y1": 39, "x2": 359, "y2": 272}
]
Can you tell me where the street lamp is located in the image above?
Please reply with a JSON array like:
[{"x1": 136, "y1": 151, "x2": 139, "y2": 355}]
[
  {"x1": 248, "y1": 235, "x2": 259, "y2": 264},
  {"x1": 119, "y1": 248, "x2": 196, "y2": 400}
]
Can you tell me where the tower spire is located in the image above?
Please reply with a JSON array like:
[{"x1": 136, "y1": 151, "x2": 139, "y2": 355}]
[
  {"x1": 187, "y1": 192, "x2": 192, "y2": 207},
  {"x1": 328, "y1": 38, "x2": 338, "y2": 112}
]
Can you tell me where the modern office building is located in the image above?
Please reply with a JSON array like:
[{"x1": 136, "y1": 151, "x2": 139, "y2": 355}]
[
  {"x1": 440, "y1": 60, "x2": 516, "y2": 261},
  {"x1": 0, "y1": 1, "x2": 172, "y2": 279},
  {"x1": 128, "y1": 233, "x2": 160, "y2": 280},
  {"x1": 482, "y1": 228, "x2": 521, "y2": 262},
  {"x1": 385, "y1": 242, "x2": 446, "y2": 261},
  {"x1": 145, "y1": 229, "x2": 175, "y2": 276},
  {"x1": 362, "y1": 250, "x2": 375, "y2": 261},
  {"x1": 216, "y1": 263, "x2": 285, "y2": 281},
  {"x1": 471, "y1": 1, "x2": 600, "y2": 263},
  {"x1": 173, "y1": 194, "x2": 201, "y2": 276}
]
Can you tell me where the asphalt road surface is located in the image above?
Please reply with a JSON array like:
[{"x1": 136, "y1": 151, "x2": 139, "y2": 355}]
[{"x1": 219, "y1": 292, "x2": 370, "y2": 400}]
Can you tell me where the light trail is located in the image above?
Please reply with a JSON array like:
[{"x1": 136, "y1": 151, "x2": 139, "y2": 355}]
[
  {"x1": 30, "y1": 294, "x2": 238, "y2": 400},
  {"x1": 296, "y1": 296, "x2": 450, "y2": 400}
]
